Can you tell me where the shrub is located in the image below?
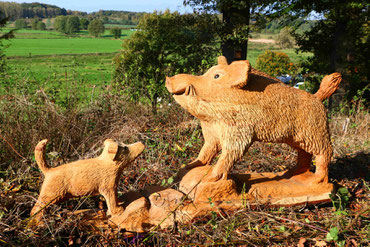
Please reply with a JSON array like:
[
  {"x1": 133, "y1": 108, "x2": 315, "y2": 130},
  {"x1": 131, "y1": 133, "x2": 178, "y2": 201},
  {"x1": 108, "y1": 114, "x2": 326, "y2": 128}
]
[
  {"x1": 88, "y1": 19, "x2": 105, "y2": 37},
  {"x1": 256, "y1": 50, "x2": 297, "y2": 77},
  {"x1": 37, "y1": 21, "x2": 46, "y2": 30},
  {"x1": 275, "y1": 27, "x2": 295, "y2": 49},
  {"x1": 15, "y1": 19, "x2": 27, "y2": 29},
  {"x1": 65, "y1": 16, "x2": 80, "y2": 34},
  {"x1": 110, "y1": 27, "x2": 121, "y2": 39}
]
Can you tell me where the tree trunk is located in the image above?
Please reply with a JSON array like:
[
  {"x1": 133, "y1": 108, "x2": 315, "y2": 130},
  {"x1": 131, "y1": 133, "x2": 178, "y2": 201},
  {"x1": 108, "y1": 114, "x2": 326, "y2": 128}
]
[{"x1": 221, "y1": 2, "x2": 250, "y2": 64}]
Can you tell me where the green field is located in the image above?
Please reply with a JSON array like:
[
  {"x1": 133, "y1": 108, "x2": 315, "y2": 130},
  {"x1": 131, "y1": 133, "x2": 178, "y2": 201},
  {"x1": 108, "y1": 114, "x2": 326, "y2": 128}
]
[
  {"x1": 1, "y1": 28, "x2": 311, "y2": 108},
  {"x1": 4, "y1": 38, "x2": 123, "y2": 56}
]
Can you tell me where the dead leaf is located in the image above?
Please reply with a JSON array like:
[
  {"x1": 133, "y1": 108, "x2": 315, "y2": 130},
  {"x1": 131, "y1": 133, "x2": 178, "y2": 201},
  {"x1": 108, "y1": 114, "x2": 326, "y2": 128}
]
[{"x1": 298, "y1": 237, "x2": 306, "y2": 247}]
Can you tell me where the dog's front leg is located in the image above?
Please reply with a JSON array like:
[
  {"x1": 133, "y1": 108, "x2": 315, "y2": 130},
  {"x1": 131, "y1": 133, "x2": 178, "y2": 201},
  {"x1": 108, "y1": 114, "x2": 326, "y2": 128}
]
[{"x1": 101, "y1": 190, "x2": 124, "y2": 216}]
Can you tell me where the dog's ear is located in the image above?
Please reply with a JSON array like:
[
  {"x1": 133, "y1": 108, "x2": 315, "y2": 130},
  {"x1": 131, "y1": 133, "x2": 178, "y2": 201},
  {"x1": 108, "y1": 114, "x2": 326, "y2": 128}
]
[
  {"x1": 228, "y1": 60, "x2": 251, "y2": 89},
  {"x1": 104, "y1": 139, "x2": 119, "y2": 160}
]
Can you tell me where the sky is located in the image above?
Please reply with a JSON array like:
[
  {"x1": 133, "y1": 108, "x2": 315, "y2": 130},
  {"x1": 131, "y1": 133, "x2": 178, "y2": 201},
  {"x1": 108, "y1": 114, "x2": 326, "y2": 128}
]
[{"x1": 4, "y1": 0, "x2": 193, "y2": 13}]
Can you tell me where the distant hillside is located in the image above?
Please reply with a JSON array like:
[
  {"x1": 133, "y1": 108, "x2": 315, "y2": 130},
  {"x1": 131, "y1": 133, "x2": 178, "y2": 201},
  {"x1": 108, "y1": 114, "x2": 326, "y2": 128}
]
[
  {"x1": 0, "y1": 1, "x2": 144, "y2": 25},
  {"x1": 0, "y1": 1, "x2": 83, "y2": 20}
]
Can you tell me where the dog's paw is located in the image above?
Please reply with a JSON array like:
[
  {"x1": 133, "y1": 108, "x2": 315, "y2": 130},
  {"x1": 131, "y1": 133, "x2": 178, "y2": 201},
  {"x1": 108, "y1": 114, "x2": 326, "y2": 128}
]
[
  {"x1": 203, "y1": 171, "x2": 225, "y2": 183},
  {"x1": 185, "y1": 160, "x2": 205, "y2": 170}
]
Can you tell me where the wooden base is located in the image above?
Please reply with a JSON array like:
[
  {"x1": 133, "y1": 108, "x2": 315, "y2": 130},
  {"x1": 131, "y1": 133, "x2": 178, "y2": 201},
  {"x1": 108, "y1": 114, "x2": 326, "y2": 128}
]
[{"x1": 73, "y1": 166, "x2": 334, "y2": 233}]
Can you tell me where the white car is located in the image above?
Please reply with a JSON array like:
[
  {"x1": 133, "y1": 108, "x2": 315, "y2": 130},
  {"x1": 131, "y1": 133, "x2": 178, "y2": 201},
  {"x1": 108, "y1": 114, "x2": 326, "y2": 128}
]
[{"x1": 294, "y1": 82, "x2": 304, "y2": 89}]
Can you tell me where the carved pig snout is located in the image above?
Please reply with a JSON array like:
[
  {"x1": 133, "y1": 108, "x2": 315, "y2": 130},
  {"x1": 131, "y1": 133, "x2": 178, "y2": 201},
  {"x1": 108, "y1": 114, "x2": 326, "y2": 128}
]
[{"x1": 166, "y1": 74, "x2": 197, "y2": 95}]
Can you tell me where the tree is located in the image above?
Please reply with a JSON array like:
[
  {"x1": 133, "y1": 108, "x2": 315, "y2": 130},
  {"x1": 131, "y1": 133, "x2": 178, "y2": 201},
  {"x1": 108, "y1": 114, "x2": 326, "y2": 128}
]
[
  {"x1": 80, "y1": 18, "x2": 89, "y2": 29},
  {"x1": 88, "y1": 19, "x2": 105, "y2": 37},
  {"x1": 285, "y1": 0, "x2": 369, "y2": 106},
  {"x1": 15, "y1": 19, "x2": 27, "y2": 29},
  {"x1": 37, "y1": 21, "x2": 46, "y2": 30},
  {"x1": 184, "y1": 0, "x2": 280, "y2": 63},
  {"x1": 110, "y1": 27, "x2": 121, "y2": 39},
  {"x1": 275, "y1": 27, "x2": 294, "y2": 49},
  {"x1": 65, "y1": 16, "x2": 80, "y2": 34},
  {"x1": 30, "y1": 18, "x2": 39, "y2": 30},
  {"x1": 114, "y1": 10, "x2": 218, "y2": 114},
  {"x1": 0, "y1": 13, "x2": 14, "y2": 79},
  {"x1": 54, "y1": 15, "x2": 67, "y2": 33}
]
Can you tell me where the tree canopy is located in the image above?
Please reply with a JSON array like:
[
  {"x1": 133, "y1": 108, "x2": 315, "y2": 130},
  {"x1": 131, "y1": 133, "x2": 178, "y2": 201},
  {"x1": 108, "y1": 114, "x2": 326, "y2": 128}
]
[
  {"x1": 88, "y1": 19, "x2": 105, "y2": 37},
  {"x1": 114, "y1": 10, "x2": 219, "y2": 113}
]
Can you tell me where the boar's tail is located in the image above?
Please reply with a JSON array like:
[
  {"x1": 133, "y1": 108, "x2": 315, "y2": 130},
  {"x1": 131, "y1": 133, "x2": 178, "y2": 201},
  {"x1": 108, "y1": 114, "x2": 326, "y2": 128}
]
[
  {"x1": 34, "y1": 139, "x2": 50, "y2": 173},
  {"x1": 314, "y1": 72, "x2": 342, "y2": 101}
]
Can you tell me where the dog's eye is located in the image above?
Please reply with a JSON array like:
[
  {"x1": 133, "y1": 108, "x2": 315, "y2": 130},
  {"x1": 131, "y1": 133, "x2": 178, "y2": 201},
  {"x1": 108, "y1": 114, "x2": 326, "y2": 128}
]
[
  {"x1": 123, "y1": 146, "x2": 129, "y2": 152},
  {"x1": 214, "y1": 74, "x2": 220, "y2": 79}
]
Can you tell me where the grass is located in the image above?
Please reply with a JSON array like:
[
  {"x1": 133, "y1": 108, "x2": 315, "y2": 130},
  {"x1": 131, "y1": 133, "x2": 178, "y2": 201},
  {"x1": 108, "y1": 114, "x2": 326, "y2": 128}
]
[
  {"x1": 3, "y1": 54, "x2": 117, "y2": 108},
  {"x1": 247, "y1": 42, "x2": 312, "y2": 66},
  {"x1": 4, "y1": 38, "x2": 123, "y2": 57}
]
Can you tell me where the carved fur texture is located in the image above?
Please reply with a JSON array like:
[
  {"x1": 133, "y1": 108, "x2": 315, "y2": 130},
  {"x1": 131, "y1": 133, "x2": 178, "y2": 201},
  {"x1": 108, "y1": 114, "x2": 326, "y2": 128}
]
[
  {"x1": 30, "y1": 139, "x2": 144, "y2": 223},
  {"x1": 166, "y1": 56, "x2": 341, "y2": 184}
]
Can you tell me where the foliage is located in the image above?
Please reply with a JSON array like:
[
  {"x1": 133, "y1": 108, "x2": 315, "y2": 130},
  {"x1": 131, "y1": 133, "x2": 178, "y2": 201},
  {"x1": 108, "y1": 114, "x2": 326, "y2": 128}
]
[
  {"x1": 330, "y1": 187, "x2": 350, "y2": 212},
  {"x1": 275, "y1": 27, "x2": 295, "y2": 49},
  {"x1": 0, "y1": 1, "x2": 68, "y2": 20},
  {"x1": 256, "y1": 50, "x2": 297, "y2": 76},
  {"x1": 14, "y1": 19, "x2": 27, "y2": 29},
  {"x1": 88, "y1": 19, "x2": 105, "y2": 37},
  {"x1": 114, "y1": 10, "x2": 219, "y2": 114},
  {"x1": 30, "y1": 18, "x2": 39, "y2": 30},
  {"x1": 110, "y1": 27, "x2": 121, "y2": 39},
  {"x1": 65, "y1": 16, "x2": 80, "y2": 34},
  {"x1": 184, "y1": 0, "x2": 293, "y2": 62},
  {"x1": 287, "y1": 1, "x2": 369, "y2": 106},
  {"x1": 54, "y1": 15, "x2": 67, "y2": 33},
  {"x1": 0, "y1": 13, "x2": 14, "y2": 78},
  {"x1": 37, "y1": 21, "x2": 46, "y2": 30},
  {"x1": 80, "y1": 18, "x2": 89, "y2": 29}
]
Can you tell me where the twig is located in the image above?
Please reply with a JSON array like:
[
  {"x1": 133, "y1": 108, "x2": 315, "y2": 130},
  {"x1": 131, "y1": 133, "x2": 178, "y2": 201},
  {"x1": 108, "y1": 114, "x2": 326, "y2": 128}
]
[
  {"x1": 345, "y1": 206, "x2": 369, "y2": 231},
  {"x1": 0, "y1": 131, "x2": 27, "y2": 160},
  {"x1": 252, "y1": 211, "x2": 329, "y2": 233}
]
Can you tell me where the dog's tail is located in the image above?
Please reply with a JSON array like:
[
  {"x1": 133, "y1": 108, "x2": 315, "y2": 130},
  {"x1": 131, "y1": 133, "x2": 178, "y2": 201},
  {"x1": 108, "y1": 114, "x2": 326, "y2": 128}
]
[
  {"x1": 314, "y1": 72, "x2": 342, "y2": 101},
  {"x1": 34, "y1": 139, "x2": 50, "y2": 173}
]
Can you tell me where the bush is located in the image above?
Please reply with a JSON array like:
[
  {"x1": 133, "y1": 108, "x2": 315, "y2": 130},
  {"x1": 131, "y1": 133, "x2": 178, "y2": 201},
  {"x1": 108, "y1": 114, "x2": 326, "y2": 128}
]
[
  {"x1": 88, "y1": 19, "x2": 105, "y2": 37},
  {"x1": 275, "y1": 27, "x2": 295, "y2": 49},
  {"x1": 37, "y1": 21, "x2": 46, "y2": 30},
  {"x1": 110, "y1": 27, "x2": 121, "y2": 39},
  {"x1": 65, "y1": 16, "x2": 80, "y2": 34},
  {"x1": 15, "y1": 19, "x2": 27, "y2": 29},
  {"x1": 30, "y1": 18, "x2": 39, "y2": 30},
  {"x1": 256, "y1": 50, "x2": 297, "y2": 77}
]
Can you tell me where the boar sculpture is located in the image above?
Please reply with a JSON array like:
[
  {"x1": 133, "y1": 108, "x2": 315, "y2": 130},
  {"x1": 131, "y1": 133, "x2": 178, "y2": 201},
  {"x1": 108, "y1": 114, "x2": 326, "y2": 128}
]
[{"x1": 166, "y1": 56, "x2": 341, "y2": 184}]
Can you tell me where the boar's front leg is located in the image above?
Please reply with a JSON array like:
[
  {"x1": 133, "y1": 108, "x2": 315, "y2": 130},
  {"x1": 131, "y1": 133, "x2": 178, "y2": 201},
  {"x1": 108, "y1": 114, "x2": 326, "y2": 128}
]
[
  {"x1": 186, "y1": 122, "x2": 221, "y2": 169},
  {"x1": 205, "y1": 128, "x2": 252, "y2": 182}
]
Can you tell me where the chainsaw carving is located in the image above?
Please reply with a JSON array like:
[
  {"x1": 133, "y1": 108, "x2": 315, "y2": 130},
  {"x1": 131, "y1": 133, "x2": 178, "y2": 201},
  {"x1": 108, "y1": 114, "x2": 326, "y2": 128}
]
[
  {"x1": 30, "y1": 139, "x2": 144, "y2": 224},
  {"x1": 166, "y1": 56, "x2": 341, "y2": 184}
]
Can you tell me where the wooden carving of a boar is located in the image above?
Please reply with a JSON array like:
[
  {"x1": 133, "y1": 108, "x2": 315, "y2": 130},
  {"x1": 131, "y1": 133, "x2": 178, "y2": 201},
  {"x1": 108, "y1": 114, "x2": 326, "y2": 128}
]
[{"x1": 166, "y1": 56, "x2": 341, "y2": 184}]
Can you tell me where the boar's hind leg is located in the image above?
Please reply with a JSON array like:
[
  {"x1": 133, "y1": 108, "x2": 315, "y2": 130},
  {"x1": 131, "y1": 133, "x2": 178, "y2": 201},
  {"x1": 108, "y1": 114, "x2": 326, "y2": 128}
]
[
  {"x1": 312, "y1": 153, "x2": 330, "y2": 184},
  {"x1": 285, "y1": 148, "x2": 313, "y2": 176}
]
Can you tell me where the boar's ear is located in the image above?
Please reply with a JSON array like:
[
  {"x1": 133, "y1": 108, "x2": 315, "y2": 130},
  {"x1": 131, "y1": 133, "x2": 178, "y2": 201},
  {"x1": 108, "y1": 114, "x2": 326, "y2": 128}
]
[
  {"x1": 229, "y1": 60, "x2": 251, "y2": 89},
  {"x1": 218, "y1": 56, "x2": 228, "y2": 65},
  {"x1": 103, "y1": 139, "x2": 119, "y2": 160}
]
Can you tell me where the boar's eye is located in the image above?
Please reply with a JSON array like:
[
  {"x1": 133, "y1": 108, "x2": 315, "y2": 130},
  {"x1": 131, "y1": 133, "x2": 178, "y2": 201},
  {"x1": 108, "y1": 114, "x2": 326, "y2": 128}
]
[{"x1": 214, "y1": 74, "x2": 220, "y2": 79}]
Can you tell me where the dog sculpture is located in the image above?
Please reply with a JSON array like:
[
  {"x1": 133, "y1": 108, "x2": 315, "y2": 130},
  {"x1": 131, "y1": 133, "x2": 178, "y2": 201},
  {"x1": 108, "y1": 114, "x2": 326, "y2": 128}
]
[
  {"x1": 30, "y1": 139, "x2": 144, "y2": 222},
  {"x1": 166, "y1": 56, "x2": 341, "y2": 184}
]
